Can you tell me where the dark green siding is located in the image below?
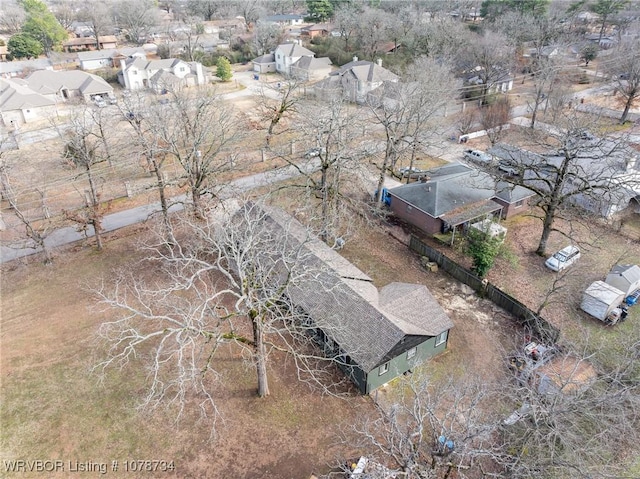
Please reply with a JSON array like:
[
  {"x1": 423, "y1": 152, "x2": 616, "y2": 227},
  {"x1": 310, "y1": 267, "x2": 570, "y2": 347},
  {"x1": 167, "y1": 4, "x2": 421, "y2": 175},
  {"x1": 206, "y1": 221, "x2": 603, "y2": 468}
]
[{"x1": 365, "y1": 332, "x2": 449, "y2": 393}]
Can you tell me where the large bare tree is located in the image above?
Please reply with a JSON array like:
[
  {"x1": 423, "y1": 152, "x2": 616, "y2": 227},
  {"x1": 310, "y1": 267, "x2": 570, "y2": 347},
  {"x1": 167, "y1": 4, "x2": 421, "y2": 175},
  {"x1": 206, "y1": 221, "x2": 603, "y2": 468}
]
[
  {"x1": 155, "y1": 88, "x2": 243, "y2": 216},
  {"x1": 491, "y1": 111, "x2": 640, "y2": 255},
  {"x1": 370, "y1": 57, "x2": 458, "y2": 201},
  {"x1": 95, "y1": 200, "x2": 353, "y2": 420},
  {"x1": 609, "y1": 40, "x2": 640, "y2": 124}
]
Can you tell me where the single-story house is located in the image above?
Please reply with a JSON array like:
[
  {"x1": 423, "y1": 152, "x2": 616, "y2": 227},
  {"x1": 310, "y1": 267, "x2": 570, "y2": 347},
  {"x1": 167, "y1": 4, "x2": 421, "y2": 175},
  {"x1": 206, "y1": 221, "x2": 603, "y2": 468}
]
[
  {"x1": 605, "y1": 264, "x2": 640, "y2": 296},
  {"x1": 0, "y1": 78, "x2": 56, "y2": 125},
  {"x1": 78, "y1": 47, "x2": 148, "y2": 71},
  {"x1": 313, "y1": 57, "x2": 399, "y2": 104},
  {"x1": 463, "y1": 66, "x2": 514, "y2": 94},
  {"x1": 252, "y1": 53, "x2": 276, "y2": 73},
  {"x1": 387, "y1": 162, "x2": 534, "y2": 236},
  {"x1": 119, "y1": 57, "x2": 206, "y2": 92},
  {"x1": 0, "y1": 58, "x2": 53, "y2": 79},
  {"x1": 300, "y1": 23, "x2": 332, "y2": 38},
  {"x1": 245, "y1": 204, "x2": 454, "y2": 394},
  {"x1": 25, "y1": 70, "x2": 113, "y2": 102},
  {"x1": 263, "y1": 14, "x2": 305, "y2": 26},
  {"x1": 62, "y1": 35, "x2": 118, "y2": 53},
  {"x1": 489, "y1": 142, "x2": 640, "y2": 218},
  {"x1": 290, "y1": 56, "x2": 332, "y2": 82},
  {"x1": 274, "y1": 42, "x2": 315, "y2": 76}
]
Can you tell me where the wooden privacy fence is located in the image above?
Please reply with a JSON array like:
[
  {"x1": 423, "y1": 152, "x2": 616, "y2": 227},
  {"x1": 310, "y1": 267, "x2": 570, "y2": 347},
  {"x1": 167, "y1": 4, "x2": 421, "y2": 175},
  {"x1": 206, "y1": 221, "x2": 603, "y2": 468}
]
[{"x1": 409, "y1": 235, "x2": 560, "y2": 343}]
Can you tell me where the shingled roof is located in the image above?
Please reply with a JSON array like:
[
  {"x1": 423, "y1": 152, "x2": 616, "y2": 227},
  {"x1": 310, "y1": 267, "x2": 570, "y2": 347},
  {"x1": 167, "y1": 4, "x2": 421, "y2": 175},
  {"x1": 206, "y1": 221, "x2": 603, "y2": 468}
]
[{"x1": 248, "y1": 204, "x2": 453, "y2": 372}]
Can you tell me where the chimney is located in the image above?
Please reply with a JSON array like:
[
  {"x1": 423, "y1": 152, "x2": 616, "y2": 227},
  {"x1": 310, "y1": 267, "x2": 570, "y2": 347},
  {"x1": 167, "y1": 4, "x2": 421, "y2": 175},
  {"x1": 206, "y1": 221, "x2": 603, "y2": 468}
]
[
  {"x1": 353, "y1": 55, "x2": 358, "y2": 62},
  {"x1": 376, "y1": 58, "x2": 382, "y2": 67}
]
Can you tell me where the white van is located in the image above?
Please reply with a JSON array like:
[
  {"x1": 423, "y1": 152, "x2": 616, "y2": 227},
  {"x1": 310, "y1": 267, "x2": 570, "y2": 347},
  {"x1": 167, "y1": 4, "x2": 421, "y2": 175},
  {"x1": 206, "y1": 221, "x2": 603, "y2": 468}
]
[{"x1": 545, "y1": 245, "x2": 581, "y2": 272}]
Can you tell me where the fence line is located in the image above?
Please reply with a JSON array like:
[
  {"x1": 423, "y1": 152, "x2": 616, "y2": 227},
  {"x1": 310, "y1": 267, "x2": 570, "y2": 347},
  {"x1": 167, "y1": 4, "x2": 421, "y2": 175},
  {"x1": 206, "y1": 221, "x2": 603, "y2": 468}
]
[{"x1": 409, "y1": 235, "x2": 559, "y2": 342}]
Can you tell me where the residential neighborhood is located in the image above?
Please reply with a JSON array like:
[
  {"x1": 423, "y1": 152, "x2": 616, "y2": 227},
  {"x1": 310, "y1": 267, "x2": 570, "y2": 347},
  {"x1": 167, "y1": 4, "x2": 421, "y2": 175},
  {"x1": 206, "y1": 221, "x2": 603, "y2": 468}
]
[{"x1": 1, "y1": 1, "x2": 640, "y2": 478}]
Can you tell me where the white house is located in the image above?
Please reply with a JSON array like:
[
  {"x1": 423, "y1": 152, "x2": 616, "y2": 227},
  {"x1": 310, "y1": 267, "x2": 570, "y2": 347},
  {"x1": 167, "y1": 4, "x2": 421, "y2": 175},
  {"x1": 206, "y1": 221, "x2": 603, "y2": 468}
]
[
  {"x1": 119, "y1": 57, "x2": 206, "y2": 92},
  {"x1": 274, "y1": 43, "x2": 315, "y2": 76}
]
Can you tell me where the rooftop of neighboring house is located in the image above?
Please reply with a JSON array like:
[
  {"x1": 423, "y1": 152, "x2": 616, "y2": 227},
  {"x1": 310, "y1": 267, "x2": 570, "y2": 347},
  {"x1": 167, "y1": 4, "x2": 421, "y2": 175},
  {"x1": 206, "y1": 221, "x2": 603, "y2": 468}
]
[
  {"x1": 63, "y1": 35, "x2": 118, "y2": 47},
  {"x1": 0, "y1": 78, "x2": 56, "y2": 111},
  {"x1": 275, "y1": 42, "x2": 315, "y2": 58},
  {"x1": 330, "y1": 58, "x2": 399, "y2": 83},
  {"x1": 122, "y1": 57, "x2": 185, "y2": 71},
  {"x1": 292, "y1": 56, "x2": 331, "y2": 71},
  {"x1": 388, "y1": 162, "x2": 534, "y2": 218},
  {"x1": 77, "y1": 47, "x2": 148, "y2": 62},
  {"x1": 25, "y1": 70, "x2": 112, "y2": 95}
]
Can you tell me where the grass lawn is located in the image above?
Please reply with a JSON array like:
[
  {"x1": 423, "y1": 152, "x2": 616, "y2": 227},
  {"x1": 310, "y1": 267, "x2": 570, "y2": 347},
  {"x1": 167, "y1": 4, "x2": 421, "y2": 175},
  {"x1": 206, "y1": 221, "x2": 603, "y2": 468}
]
[{"x1": 0, "y1": 232, "x2": 371, "y2": 479}]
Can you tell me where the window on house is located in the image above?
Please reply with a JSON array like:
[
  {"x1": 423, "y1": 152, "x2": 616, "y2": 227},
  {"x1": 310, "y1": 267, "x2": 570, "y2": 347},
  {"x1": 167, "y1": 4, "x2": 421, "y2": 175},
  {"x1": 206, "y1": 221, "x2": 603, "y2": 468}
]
[
  {"x1": 179, "y1": 67, "x2": 185, "y2": 72},
  {"x1": 407, "y1": 347, "x2": 417, "y2": 360},
  {"x1": 435, "y1": 330, "x2": 448, "y2": 347},
  {"x1": 515, "y1": 200, "x2": 524, "y2": 207},
  {"x1": 379, "y1": 363, "x2": 389, "y2": 375}
]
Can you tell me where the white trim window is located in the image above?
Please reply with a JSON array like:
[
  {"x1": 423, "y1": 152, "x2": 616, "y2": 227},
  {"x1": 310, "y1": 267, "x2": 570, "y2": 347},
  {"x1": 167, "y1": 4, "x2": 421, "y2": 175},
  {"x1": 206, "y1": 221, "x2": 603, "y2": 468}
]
[
  {"x1": 379, "y1": 363, "x2": 389, "y2": 375},
  {"x1": 435, "y1": 330, "x2": 448, "y2": 347},
  {"x1": 407, "y1": 347, "x2": 417, "y2": 360}
]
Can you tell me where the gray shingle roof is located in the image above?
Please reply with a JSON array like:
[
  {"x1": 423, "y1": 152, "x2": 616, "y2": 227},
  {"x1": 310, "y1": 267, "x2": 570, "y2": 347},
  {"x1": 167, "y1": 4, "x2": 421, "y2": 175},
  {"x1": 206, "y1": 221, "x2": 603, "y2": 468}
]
[
  {"x1": 389, "y1": 162, "x2": 533, "y2": 217},
  {"x1": 26, "y1": 70, "x2": 112, "y2": 95},
  {"x1": 276, "y1": 43, "x2": 315, "y2": 58},
  {"x1": 292, "y1": 56, "x2": 332, "y2": 71},
  {"x1": 0, "y1": 78, "x2": 56, "y2": 110},
  {"x1": 331, "y1": 60, "x2": 399, "y2": 83},
  {"x1": 249, "y1": 204, "x2": 452, "y2": 372}
]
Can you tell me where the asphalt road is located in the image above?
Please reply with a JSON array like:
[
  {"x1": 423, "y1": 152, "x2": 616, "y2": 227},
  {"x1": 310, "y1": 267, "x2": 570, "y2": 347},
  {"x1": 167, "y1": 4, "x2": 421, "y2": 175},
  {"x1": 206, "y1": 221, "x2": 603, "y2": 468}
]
[{"x1": 0, "y1": 160, "x2": 320, "y2": 263}]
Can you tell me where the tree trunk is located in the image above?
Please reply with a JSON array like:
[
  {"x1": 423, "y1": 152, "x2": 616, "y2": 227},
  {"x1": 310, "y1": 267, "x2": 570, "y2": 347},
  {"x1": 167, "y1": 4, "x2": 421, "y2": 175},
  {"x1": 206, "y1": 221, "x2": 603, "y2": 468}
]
[
  {"x1": 152, "y1": 159, "x2": 172, "y2": 238},
  {"x1": 620, "y1": 94, "x2": 634, "y2": 124},
  {"x1": 86, "y1": 164, "x2": 103, "y2": 250},
  {"x1": 320, "y1": 164, "x2": 329, "y2": 243},
  {"x1": 536, "y1": 207, "x2": 555, "y2": 256},
  {"x1": 252, "y1": 314, "x2": 270, "y2": 398}
]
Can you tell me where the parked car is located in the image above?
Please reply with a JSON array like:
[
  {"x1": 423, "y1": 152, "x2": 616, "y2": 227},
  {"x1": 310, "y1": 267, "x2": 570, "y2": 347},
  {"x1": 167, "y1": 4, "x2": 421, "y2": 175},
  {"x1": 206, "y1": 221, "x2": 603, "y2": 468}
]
[
  {"x1": 498, "y1": 161, "x2": 519, "y2": 176},
  {"x1": 304, "y1": 147, "x2": 326, "y2": 158},
  {"x1": 544, "y1": 245, "x2": 581, "y2": 272},
  {"x1": 94, "y1": 96, "x2": 107, "y2": 108},
  {"x1": 107, "y1": 95, "x2": 117, "y2": 105},
  {"x1": 463, "y1": 149, "x2": 492, "y2": 165},
  {"x1": 398, "y1": 166, "x2": 427, "y2": 178}
]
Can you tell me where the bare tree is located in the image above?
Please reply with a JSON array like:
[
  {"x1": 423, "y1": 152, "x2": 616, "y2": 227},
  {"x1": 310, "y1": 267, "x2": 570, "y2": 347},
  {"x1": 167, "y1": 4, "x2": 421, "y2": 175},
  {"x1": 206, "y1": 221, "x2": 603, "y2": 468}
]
[
  {"x1": 459, "y1": 30, "x2": 515, "y2": 105},
  {"x1": 351, "y1": 374, "x2": 500, "y2": 478},
  {"x1": 282, "y1": 98, "x2": 367, "y2": 244},
  {"x1": 0, "y1": 149, "x2": 53, "y2": 263},
  {"x1": 79, "y1": 0, "x2": 113, "y2": 50},
  {"x1": 479, "y1": 97, "x2": 511, "y2": 146},
  {"x1": 114, "y1": 0, "x2": 160, "y2": 45},
  {"x1": 119, "y1": 93, "x2": 173, "y2": 233},
  {"x1": 62, "y1": 111, "x2": 109, "y2": 250},
  {"x1": 252, "y1": 19, "x2": 283, "y2": 56},
  {"x1": 258, "y1": 78, "x2": 303, "y2": 145},
  {"x1": 0, "y1": 2, "x2": 26, "y2": 34},
  {"x1": 155, "y1": 88, "x2": 243, "y2": 216},
  {"x1": 95, "y1": 200, "x2": 353, "y2": 415},
  {"x1": 609, "y1": 40, "x2": 640, "y2": 124},
  {"x1": 492, "y1": 113, "x2": 640, "y2": 255},
  {"x1": 370, "y1": 58, "x2": 458, "y2": 201}
]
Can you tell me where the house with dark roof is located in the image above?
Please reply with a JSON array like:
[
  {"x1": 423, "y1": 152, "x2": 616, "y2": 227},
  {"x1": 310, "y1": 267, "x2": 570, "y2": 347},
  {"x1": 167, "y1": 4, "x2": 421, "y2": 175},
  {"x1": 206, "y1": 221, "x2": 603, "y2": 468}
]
[
  {"x1": 249, "y1": 204, "x2": 454, "y2": 394},
  {"x1": 313, "y1": 57, "x2": 399, "y2": 104},
  {"x1": 387, "y1": 162, "x2": 534, "y2": 236},
  {"x1": 118, "y1": 57, "x2": 206, "y2": 92}
]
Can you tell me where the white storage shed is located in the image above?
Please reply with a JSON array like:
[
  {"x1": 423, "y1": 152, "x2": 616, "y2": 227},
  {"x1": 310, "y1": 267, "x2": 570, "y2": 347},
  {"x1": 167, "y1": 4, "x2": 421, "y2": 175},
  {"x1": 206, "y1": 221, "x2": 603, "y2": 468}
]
[
  {"x1": 580, "y1": 281, "x2": 625, "y2": 322},
  {"x1": 605, "y1": 264, "x2": 640, "y2": 296}
]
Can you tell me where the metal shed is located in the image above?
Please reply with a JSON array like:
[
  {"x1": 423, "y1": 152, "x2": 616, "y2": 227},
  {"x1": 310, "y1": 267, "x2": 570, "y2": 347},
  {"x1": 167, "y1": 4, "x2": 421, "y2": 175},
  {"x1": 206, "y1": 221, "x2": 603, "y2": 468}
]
[
  {"x1": 605, "y1": 264, "x2": 640, "y2": 296},
  {"x1": 580, "y1": 281, "x2": 625, "y2": 322}
]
